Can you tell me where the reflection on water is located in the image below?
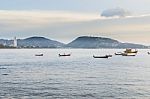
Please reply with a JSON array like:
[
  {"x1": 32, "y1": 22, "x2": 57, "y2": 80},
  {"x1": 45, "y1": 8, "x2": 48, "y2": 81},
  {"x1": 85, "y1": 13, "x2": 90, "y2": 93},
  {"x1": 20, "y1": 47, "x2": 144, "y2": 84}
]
[{"x1": 0, "y1": 49, "x2": 150, "y2": 98}]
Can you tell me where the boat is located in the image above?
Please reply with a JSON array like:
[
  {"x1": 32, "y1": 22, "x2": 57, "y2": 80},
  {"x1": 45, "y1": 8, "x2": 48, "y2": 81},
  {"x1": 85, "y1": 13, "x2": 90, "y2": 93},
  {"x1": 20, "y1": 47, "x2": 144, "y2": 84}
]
[
  {"x1": 106, "y1": 55, "x2": 113, "y2": 57},
  {"x1": 124, "y1": 49, "x2": 138, "y2": 53},
  {"x1": 122, "y1": 53, "x2": 136, "y2": 56},
  {"x1": 115, "y1": 52, "x2": 123, "y2": 55},
  {"x1": 93, "y1": 55, "x2": 109, "y2": 58},
  {"x1": 35, "y1": 54, "x2": 43, "y2": 56},
  {"x1": 59, "y1": 53, "x2": 71, "y2": 57}
]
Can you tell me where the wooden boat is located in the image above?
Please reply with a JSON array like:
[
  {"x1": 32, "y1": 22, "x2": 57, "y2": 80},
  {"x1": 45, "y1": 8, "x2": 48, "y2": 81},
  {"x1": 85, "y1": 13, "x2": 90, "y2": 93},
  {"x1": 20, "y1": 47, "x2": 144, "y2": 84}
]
[
  {"x1": 124, "y1": 49, "x2": 138, "y2": 53},
  {"x1": 115, "y1": 52, "x2": 123, "y2": 55},
  {"x1": 35, "y1": 54, "x2": 43, "y2": 56},
  {"x1": 93, "y1": 55, "x2": 109, "y2": 58},
  {"x1": 59, "y1": 53, "x2": 71, "y2": 57}
]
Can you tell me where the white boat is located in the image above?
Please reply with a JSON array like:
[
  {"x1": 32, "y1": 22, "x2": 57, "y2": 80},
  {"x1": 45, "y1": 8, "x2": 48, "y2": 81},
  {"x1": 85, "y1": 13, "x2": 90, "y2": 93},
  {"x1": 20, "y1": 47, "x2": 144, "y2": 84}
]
[{"x1": 115, "y1": 52, "x2": 123, "y2": 55}]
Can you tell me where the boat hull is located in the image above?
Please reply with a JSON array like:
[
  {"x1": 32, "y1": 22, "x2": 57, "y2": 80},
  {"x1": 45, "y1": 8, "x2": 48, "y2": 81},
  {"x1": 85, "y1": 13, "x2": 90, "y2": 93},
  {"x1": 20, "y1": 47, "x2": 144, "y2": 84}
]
[
  {"x1": 35, "y1": 54, "x2": 43, "y2": 56},
  {"x1": 59, "y1": 54, "x2": 71, "y2": 57},
  {"x1": 93, "y1": 55, "x2": 109, "y2": 58},
  {"x1": 122, "y1": 53, "x2": 136, "y2": 56}
]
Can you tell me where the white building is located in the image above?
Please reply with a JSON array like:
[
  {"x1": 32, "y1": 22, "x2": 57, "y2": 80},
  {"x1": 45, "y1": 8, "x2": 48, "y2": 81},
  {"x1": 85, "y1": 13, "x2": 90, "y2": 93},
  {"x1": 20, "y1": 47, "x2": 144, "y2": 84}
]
[{"x1": 14, "y1": 37, "x2": 17, "y2": 47}]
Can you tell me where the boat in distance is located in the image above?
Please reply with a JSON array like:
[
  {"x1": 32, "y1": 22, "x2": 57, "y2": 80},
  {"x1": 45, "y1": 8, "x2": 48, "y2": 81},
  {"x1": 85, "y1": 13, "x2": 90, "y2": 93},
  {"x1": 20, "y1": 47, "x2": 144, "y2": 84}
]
[
  {"x1": 35, "y1": 54, "x2": 43, "y2": 56},
  {"x1": 115, "y1": 52, "x2": 123, "y2": 55},
  {"x1": 124, "y1": 49, "x2": 138, "y2": 53},
  {"x1": 59, "y1": 53, "x2": 71, "y2": 57},
  {"x1": 93, "y1": 55, "x2": 109, "y2": 58}
]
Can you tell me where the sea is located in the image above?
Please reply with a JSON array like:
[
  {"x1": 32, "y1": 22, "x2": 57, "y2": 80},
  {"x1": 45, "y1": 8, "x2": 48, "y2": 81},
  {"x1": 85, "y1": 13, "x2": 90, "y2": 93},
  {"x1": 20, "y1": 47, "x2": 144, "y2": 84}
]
[{"x1": 0, "y1": 49, "x2": 150, "y2": 99}]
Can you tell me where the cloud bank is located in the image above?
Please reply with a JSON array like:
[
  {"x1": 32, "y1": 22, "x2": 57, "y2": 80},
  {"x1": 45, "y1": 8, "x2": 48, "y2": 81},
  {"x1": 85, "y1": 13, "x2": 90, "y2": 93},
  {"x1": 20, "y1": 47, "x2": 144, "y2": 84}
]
[
  {"x1": 101, "y1": 8, "x2": 130, "y2": 17},
  {"x1": 0, "y1": 10, "x2": 101, "y2": 32}
]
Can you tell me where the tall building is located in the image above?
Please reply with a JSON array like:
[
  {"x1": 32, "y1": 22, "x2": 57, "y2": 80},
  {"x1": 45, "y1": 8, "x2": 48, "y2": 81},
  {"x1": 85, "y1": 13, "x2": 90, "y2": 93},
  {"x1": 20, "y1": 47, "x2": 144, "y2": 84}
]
[{"x1": 14, "y1": 37, "x2": 17, "y2": 47}]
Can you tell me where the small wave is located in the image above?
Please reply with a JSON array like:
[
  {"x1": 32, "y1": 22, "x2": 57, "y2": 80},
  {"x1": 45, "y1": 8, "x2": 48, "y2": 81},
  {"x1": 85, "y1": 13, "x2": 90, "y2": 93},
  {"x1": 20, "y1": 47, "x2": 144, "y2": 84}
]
[
  {"x1": 85, "y1": 83, "x2": 135, "y2": 86},
  {"x1": 101, "y1": 95, "x2": 115, "y2": 98},
  {"x1": 0, "y1": 68, "x2": 7, "y2": 69},
  {"x1": 86, "y1": 76, "x2": 97, "y2": 78},
  {"x1": 42, "y1": 93, "x2": 62, "y2": 97},
  {"x1": 2, "y1": 74, "x2": 9, "y2": 75},
  {"x1": 0, "y1": 64, "x2": 14, "y2": 66},
  {"x1": 72, "y1": 93, "x2": 95, "y2": 98},
  {"x1": 22, "y1": 87, "x2": 60, "y2": 91},
  {"x1": 85, "y1": 83, "x2": 101, "y2": 85},
  {"x1": 47, "y1": 82, "x2": 62, "y2": 85}
]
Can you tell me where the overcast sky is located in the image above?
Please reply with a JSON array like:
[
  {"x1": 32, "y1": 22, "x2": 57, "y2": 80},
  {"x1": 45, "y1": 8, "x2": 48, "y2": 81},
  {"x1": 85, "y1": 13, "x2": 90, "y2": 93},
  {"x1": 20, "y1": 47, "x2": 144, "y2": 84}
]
[{"x1": 0, "y1": 0, "x2": 150, "y2": 45}]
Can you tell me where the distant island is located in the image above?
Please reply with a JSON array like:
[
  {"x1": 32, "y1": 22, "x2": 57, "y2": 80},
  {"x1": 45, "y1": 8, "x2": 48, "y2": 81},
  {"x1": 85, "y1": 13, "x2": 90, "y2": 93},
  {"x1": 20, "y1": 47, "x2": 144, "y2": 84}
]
[
  {"x1": 66, "y1": 36, "x2": 148, "y2": 49},
  {"x1": 0, "y1": 36, "x2": 149, "y2": 49}
]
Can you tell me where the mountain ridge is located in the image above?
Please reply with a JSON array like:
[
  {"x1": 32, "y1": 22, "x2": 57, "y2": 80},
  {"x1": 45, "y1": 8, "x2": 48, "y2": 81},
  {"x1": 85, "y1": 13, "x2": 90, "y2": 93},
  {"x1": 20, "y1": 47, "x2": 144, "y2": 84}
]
[
  {"x1": 0, "y1": 36, "x2": 148, "y2": 48},
  {"x1": 66, "y1": 36, "x2": 148, "y2": 48}
]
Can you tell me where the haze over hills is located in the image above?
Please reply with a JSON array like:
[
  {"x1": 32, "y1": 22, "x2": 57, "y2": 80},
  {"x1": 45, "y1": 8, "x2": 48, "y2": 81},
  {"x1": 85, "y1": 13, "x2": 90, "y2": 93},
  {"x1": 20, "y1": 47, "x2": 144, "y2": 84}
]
[{"x1": 0, "y1": 36, "x2": 148, "y2": 48}]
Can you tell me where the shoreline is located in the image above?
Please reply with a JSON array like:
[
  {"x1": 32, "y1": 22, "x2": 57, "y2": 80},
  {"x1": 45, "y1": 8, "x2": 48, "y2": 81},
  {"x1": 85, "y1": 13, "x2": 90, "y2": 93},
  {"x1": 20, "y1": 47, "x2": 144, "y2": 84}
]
[{"x1": 0, "y1": 48, "x2": 149, "y2": 49}]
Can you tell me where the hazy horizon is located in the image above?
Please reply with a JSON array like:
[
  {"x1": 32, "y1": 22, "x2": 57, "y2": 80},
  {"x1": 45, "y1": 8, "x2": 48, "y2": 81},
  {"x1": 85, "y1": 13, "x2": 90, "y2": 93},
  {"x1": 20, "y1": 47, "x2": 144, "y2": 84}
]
[{"x1": 0, "y1": 0, "x2": 150, "y2": 45}]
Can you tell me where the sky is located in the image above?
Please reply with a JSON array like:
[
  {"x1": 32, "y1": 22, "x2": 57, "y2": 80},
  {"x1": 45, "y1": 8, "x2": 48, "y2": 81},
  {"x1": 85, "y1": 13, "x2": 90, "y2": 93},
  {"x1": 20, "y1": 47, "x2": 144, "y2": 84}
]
[{"x1": 0, "y1": 0, "x2": 150, "y2": 45}]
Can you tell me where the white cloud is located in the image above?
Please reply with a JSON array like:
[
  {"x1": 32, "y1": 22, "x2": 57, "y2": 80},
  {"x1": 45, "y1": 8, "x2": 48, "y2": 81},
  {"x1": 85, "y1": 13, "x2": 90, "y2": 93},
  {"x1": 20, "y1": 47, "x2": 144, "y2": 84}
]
[{"x1": 101, "y1": 8, "x2": 130, "y2": 17}]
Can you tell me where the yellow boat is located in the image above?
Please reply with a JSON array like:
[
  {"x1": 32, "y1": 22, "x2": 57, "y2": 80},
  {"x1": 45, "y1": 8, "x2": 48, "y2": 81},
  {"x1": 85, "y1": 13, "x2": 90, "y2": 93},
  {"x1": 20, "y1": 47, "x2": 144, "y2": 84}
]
[{"x1": 124, "y1": 49, "x2": 138, "y2": 53}]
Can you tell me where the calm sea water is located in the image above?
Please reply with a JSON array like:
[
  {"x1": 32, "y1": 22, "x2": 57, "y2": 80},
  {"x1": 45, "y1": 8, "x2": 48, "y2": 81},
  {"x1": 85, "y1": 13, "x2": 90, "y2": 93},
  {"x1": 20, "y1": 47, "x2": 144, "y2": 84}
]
[{"x1": 0, "y1": 49, "x2": 150, "y2": 99}]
